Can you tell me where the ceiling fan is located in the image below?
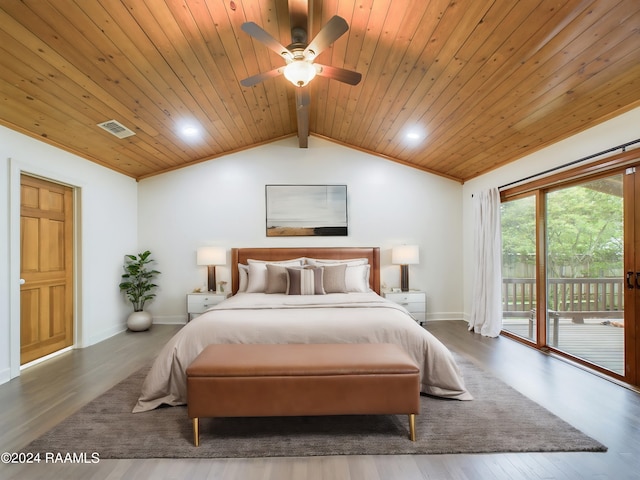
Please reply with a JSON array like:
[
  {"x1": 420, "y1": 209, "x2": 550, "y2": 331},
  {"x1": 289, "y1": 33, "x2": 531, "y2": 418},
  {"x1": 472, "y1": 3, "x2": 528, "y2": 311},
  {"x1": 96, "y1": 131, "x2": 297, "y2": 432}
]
[{"x1": 240, "y1": 4, "x2": 361, "y2": 148}]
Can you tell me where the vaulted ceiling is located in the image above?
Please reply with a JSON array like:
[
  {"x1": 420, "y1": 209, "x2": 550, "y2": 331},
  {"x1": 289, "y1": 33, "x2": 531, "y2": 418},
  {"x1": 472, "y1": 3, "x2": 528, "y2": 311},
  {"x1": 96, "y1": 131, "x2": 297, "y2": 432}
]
[{"x1": 1, "y1": 0, "x2": 639, "y2": 182}]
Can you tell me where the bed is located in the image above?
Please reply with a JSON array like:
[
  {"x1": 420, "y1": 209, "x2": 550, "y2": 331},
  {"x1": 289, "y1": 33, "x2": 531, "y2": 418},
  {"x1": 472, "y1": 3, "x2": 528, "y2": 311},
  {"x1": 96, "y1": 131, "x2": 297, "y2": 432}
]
[{"x1": 133, "y1": 247, "x2": 472, "y2": 413}]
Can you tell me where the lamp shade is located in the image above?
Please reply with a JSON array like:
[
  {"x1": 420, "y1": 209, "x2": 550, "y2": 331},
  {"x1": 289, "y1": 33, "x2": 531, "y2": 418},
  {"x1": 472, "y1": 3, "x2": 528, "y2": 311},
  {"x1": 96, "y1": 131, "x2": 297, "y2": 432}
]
[
  {"x1": 283, "y1": 60, "x2": 317, "y2": 87},
  {"x1": 392, "y1": 245, "x2": 419, "y2": 265},
  {"x1": 196, "y1": 247, "x2": 226, "y2": 266}
]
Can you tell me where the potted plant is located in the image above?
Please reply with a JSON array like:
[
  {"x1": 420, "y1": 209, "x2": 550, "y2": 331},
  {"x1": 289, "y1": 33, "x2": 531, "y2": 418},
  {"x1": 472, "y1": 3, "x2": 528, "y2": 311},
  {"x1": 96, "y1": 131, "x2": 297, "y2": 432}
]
[{"x1": 119, "y1": 250, "x2": 160, "y2": 331}]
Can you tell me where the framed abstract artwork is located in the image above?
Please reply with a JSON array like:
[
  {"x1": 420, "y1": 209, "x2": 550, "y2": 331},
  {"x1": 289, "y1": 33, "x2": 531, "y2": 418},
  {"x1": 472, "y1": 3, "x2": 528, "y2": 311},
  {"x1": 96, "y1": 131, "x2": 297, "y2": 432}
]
[{"x1": 265, "y1": 185, "x2": 348, "y2": 237}]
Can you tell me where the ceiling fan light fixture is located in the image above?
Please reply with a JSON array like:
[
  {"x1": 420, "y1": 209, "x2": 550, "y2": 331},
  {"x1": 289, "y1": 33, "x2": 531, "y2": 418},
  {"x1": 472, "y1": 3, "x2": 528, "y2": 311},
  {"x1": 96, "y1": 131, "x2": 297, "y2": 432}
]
[{"x1": 283, "y1": 60, "x2": 316, "y2": 87}]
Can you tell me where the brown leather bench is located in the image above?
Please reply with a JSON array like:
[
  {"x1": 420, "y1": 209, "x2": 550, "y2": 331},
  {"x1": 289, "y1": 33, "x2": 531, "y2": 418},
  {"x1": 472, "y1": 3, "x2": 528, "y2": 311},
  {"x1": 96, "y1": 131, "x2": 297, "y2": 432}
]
[{"x1": 186, "y1": 343, "x2": 421, "y2": 446}]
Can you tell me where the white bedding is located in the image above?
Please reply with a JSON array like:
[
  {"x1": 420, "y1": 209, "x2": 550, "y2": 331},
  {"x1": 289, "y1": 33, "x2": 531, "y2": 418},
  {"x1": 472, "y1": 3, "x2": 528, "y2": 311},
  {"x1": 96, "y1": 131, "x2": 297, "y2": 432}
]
[{"x1": 133, "y1": 292, "x2": 472, "y2": 413}]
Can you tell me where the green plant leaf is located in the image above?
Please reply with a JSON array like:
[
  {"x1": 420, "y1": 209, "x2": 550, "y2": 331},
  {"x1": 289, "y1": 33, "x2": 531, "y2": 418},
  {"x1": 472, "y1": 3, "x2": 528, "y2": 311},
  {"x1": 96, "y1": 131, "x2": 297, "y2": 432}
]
[{"x1": 119, "y1": 250, "x2": 160, "y2": 311}]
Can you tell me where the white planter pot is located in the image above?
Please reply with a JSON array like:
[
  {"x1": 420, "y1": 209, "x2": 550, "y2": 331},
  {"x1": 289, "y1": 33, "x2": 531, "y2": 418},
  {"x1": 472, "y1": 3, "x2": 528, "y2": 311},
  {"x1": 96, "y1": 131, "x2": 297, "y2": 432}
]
[{"x1": 127, "y1": 311, "x2": 152, "y2": 331}]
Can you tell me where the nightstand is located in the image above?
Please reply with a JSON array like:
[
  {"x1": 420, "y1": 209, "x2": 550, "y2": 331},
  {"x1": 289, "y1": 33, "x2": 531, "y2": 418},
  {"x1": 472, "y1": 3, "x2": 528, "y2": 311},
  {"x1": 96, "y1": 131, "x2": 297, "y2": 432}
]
[
  {"x1": 187, "y1": 292, "x2": 229, "y2": 321},
  {"x1": 383, "y1": 290, "x2": 426, "y2": 325}
]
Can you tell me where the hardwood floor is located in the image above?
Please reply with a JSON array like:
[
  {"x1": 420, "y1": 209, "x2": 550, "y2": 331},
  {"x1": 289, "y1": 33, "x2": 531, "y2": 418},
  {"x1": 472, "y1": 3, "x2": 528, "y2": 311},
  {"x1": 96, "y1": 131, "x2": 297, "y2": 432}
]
[{"x1": 1, "y1": 321, "x2": 639, "y2": 479}]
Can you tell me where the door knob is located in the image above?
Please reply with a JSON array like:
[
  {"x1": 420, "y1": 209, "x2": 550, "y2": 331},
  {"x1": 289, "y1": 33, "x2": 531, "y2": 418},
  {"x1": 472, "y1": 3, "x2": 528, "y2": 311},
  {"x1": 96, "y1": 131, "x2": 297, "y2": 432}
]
[{"x1": 20, "y1": 279, "x2": 25, "y2": 285}]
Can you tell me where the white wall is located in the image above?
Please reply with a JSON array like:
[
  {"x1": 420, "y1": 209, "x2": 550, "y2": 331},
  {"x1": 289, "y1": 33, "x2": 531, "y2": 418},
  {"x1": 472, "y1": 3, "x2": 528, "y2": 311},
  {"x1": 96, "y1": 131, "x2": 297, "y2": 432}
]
[
  {"x1": 4, "y1": 104, "x2": 637, "y2": 384},
  {"x1": 461, "y1": 106, "x2": 640, "y2": 320},
  {"x1": 138, "y1": 136, "x2": 464, "y2": 323},
  {"x1": 4, "y1": 105, "x2": 637, "y2": 384},
  {"x1": 1, "y1": 125, "x2": 138, "y2": 384}
]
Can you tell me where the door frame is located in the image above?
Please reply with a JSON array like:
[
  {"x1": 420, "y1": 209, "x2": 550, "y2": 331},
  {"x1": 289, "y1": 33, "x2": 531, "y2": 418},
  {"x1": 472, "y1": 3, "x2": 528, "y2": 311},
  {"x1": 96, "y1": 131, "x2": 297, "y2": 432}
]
[
  {"x1": 624, "y1": 167, "x2": 639, "y2": 385},
  {"x1": 8, "y1": 158, "x2": 82, "y2": 379}
]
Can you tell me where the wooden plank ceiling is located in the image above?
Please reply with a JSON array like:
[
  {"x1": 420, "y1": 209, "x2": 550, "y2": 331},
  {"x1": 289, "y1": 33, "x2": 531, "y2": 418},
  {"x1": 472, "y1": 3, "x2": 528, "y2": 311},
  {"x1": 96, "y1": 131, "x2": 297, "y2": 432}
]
[{"x1": 1, "y1": 0, "x2": 639, "y2": 182}]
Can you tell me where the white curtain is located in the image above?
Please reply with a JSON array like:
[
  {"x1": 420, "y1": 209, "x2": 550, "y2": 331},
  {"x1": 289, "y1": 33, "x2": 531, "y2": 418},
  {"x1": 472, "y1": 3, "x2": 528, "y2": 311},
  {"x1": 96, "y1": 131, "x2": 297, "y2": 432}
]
[{"x1": 469, "y1": 188, "x2": 503, "y2": 337}]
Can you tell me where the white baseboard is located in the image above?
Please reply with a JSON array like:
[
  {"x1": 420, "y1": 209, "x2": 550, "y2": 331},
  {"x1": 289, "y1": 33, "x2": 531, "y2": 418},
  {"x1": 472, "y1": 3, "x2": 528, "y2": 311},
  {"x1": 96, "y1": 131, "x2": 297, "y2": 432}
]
[
  {"x1": 152, "y1": 314, "x2": 187, "y2": 325},
  {"x1": 0, "y1": 367, "x2": 10, "y2": 386},
  {"x1": 426, "y1": 313, "x2": 466, "y2": 322},
  {"x1": 85, "y1": 323, "x2": 127, "y2": 347},
  {"x1": 86, "y1": 316, "x2": 184, "y2": 346}
]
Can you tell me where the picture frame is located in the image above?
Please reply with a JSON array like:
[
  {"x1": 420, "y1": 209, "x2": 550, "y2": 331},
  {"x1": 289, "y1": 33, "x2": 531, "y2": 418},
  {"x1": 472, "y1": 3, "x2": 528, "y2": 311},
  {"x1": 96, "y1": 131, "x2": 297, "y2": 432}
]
[{"x1": 265, "y1": 185, "x2": 348, "y2": 237}]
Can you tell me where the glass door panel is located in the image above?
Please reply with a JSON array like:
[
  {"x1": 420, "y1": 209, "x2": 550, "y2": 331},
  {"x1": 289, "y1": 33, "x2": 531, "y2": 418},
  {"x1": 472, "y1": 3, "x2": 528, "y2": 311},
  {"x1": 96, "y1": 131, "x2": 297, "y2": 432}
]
[
  {"x1": 501, "y1": 195, "x2": 537, "y2": 341},
  {"x1": 545, "y1": 175, "x2": 624, "y2": 374}
]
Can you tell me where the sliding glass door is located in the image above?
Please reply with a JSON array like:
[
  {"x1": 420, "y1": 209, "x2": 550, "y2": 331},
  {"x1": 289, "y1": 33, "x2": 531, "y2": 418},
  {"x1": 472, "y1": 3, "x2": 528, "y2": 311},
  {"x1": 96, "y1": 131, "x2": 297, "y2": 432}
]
[
  {"x1": 501, "y1": 152, "x2": 640, "y2": 386},
  {"x1": 545, "y1": 175, "x2": 624, "y2": 375}
]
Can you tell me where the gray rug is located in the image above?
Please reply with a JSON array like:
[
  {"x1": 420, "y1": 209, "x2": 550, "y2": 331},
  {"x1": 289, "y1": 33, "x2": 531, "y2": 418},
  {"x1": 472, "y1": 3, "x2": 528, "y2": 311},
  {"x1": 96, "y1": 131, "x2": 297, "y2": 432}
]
[{"x1": 22, "y1": 355, "x2": 606, "y2": 458}]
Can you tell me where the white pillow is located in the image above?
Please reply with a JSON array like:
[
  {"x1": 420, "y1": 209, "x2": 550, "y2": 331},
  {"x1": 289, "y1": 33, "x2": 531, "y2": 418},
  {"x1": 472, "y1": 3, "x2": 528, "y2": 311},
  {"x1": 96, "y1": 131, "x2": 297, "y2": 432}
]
[
  {"x1": 306, "y1": 258, "x2": 368, "y2": 266},
  {"x1": 246, "y1": 259, "x2": 304, "y2": 293},
  {"x1": 344, "y1": 264, "x2": 370, "y2": 292},
  {"x1": 237, "y1": 264, "x2": 249, "y2": 292},
  {"x1": 248, "y1": 257, "x2": 305, "y2": 265}
]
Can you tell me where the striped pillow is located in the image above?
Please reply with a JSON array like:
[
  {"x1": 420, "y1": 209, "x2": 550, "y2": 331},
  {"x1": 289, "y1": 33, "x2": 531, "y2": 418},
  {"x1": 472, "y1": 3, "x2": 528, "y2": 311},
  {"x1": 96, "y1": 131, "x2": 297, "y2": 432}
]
[{"x1": 286, "y1": 267, "x2": 325, "y2": 295}]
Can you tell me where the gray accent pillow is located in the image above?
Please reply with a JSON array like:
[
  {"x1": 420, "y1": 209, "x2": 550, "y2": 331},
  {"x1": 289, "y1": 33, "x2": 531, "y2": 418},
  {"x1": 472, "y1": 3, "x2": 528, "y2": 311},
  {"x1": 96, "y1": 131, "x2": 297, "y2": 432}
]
[
  {"x1": 265, "y1": 264, "x2": 288, "y2": 294},
  {"x1": 322, "y1": 264, "x2": 348, "y2": 293}
]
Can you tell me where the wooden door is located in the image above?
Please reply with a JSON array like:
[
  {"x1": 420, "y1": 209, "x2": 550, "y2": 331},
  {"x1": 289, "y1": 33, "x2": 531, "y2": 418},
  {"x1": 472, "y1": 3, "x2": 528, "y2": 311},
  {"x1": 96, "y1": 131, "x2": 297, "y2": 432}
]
[{"x1": 20, "y1": 175, "x2": 74, "y2": 364}]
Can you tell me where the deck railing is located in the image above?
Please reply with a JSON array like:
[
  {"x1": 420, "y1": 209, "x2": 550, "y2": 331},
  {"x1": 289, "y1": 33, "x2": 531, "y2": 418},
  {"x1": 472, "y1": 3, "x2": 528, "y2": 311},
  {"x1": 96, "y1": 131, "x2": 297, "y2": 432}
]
[{"x1": 503, "y1": 277, "x2": 624, "y2": 321}]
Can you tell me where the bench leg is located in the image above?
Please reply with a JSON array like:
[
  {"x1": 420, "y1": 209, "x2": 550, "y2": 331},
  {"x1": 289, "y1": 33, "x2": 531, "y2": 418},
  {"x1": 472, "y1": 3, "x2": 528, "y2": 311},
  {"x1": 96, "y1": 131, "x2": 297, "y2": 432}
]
[
  {"x1": 193, "y1": 418, "x2": 200, "y2": 447},
  {"x1": 408, "y1": 414, "x2": 416, "y2": 441}
]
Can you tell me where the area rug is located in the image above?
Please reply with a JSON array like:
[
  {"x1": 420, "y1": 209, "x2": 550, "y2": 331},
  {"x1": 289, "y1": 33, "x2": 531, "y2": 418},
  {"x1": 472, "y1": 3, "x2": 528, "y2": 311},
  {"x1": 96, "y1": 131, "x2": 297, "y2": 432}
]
[{"x1": 21, "y1": 355, "x2": 606, "y2": 458}]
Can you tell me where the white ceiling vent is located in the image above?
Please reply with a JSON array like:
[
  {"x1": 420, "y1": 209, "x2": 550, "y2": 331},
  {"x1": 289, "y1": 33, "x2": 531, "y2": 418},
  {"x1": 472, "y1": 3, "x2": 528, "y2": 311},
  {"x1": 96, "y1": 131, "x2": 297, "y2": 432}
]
[{"x1": 97, "y1": 120, "x2": 136, "y2": 139}]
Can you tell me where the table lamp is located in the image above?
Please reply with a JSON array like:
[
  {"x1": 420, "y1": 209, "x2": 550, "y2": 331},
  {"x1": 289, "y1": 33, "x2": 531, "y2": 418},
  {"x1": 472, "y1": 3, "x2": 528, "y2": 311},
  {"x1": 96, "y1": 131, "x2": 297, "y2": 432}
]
[
  {"x1": 196, "y1": 247, "x2": 226, "y2": 292},
  {"x1": 392, "y1": 245, "x2": 419, "y2": 292}
]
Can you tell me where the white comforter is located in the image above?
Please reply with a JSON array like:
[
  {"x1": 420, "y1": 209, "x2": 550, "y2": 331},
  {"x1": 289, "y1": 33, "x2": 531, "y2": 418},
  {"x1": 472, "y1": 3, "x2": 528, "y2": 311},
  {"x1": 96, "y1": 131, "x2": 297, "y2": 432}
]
[{"x1": 133, "y1": 292, "x2": 472, "y2": 412}]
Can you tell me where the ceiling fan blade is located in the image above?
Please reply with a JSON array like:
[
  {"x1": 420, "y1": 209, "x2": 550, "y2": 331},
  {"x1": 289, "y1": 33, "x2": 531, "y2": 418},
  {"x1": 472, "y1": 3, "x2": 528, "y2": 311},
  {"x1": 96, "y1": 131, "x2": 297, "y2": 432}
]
[
  {"x1": 295, "y1": 88, "x2": 310, "y2": 148},
  {"x1": 304, "y1": 16, "x2": 349, "y2": 60},
  {"x1": 241, "y1": 22, "x2": 290, "y2": 58},
  {"x1": 314, "y1": 64, "x2": 362, "y2": 85},
  {"x1": 240, "y1": 67, "x2": 284, "y2": 87}
]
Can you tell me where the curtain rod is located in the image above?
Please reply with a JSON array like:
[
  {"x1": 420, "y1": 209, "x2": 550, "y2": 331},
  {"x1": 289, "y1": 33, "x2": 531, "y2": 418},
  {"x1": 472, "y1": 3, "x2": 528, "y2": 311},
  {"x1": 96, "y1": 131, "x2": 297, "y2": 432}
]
[{"x1": 498, "y1": 138, "x2": 640, "y2": 191}]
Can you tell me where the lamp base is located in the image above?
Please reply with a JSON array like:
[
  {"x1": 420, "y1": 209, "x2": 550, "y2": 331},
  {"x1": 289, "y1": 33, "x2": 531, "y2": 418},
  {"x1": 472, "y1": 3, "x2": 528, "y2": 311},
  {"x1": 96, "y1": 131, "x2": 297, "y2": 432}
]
[
  {"x1": 207, "y1": 265, "x2": 217, "y2": 292},
  {"x1": 400, "y1": 265, "x2": 409, "y2": 292}
]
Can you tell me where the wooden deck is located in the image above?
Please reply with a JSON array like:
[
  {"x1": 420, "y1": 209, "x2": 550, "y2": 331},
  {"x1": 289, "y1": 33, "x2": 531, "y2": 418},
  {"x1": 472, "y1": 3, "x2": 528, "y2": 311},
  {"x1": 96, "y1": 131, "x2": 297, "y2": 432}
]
[{"x1": 503, "y1": 318, "x2": 624, "y2": 374}]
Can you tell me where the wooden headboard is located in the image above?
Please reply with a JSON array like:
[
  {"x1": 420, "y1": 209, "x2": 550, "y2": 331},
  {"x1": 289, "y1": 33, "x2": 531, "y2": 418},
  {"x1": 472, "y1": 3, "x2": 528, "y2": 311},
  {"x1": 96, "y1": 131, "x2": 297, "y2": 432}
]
[{"x1": 231, "y1": 247, "x2": 381, "y2": 295}]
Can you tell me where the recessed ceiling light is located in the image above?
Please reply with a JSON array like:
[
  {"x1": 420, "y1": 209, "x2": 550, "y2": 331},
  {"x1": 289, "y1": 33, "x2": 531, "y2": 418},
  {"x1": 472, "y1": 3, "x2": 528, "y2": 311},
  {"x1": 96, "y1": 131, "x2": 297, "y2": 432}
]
[
  {"x1": 182, "y1": 126, "x2": 199, "y2": 136},
  {"x1": 405, "y1": 129, "x2": 425, "y2": 143},
  {"x1": 177, "y1": 120, "x2": 202, "y2": 141}
]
